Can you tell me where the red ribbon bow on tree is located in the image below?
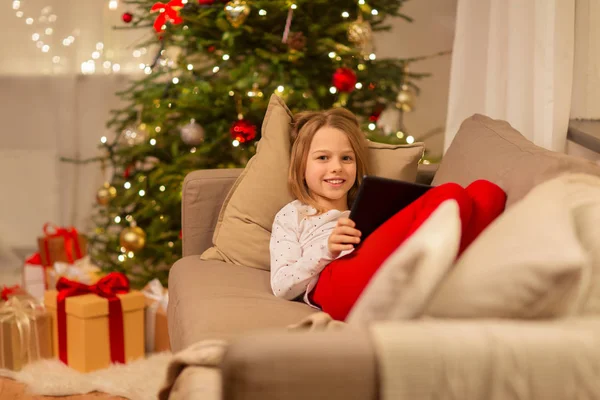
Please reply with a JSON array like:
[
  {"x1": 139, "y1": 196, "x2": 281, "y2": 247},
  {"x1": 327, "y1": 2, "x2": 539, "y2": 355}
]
[
  {"x1": 1, "y1": 285, "x2": 21, "y2": 301},
  {"x1": 151, "y1": 0, "x2": 184, "y2": 33},
  {"x1": 56, "y1": 272, "x2": 130, "y2": 365},
  {"x1": 42, "y1": 223, "x2": 83, "y2": 264}
]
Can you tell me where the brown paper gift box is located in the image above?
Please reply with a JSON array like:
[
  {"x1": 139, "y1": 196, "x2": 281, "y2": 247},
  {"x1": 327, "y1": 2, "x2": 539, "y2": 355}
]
[
  {"x1": 0, "y1": 298, "x2": 53, "y2": 371},
  {"x1": 154, "y1": 306, "x2": 170, "y2": 353},
  {"x1": 44, "y1": 290, "x2": 145, "y2": 372},
  {"x1": 37, "y1": 234, "x2": 88, "y2": 266}
]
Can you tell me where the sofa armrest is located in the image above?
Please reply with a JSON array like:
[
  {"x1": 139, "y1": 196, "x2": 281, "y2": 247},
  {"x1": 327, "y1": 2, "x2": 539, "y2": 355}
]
[{"x1": 182, "y1": 168, "x2": 242, "y2": 257}]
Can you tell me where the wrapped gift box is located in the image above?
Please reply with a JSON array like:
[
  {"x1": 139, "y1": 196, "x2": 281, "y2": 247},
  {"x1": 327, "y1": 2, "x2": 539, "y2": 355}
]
[
  {"x1": 142, "y1": 279, "x2": 170, "y2": 353},
  {"x1": 22, "y1": 253, "x2": 52, "y2": 301},
  {"x1": 37, "y1": 224, "x2": 87, "y2": 266},
  {"x1": 0, "y1": 296, "x2": 53, "y2": 371},
  {"x1": 47, "y1": 256, "x2": 103, "y2": 290},
  {"x1": 44, "y1": 289, "x2": 145, "y2": 372}
]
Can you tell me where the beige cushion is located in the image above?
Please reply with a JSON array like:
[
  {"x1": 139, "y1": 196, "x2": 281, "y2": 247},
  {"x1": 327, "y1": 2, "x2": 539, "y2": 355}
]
[
  {"x1": 426, "y1": 174, "x2": 596, "y2": 319},
  {"x1": 167, "y1": 257, "x2": 315, "y2": 351},
  {"x1": 347, "y1": 200, "x2": 461, "y2": 325},
  {"x1": 433, "y1": 114, "x2": 600, "y2": 207},
  {"x1": 201, "y1": 94, "x2": 424, "y2": 270}
]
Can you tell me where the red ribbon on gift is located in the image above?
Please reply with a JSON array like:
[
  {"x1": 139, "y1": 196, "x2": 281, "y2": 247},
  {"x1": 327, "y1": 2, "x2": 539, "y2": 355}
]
[
  {"x1": 1, "y1": 284, "x2": 21, "y2": 301},
  {"x1": 42, "y1": 223, "x2": 83, "y2": 265},
  {"x1": 150, "y1": 0, "x2": 184, "y2": 33},
  {"x1": 56, "y1": 272, "x2": 130, "y2": 365},
  {"x1": 25, "y1": 253, "x2": 50, "y2": 289}
]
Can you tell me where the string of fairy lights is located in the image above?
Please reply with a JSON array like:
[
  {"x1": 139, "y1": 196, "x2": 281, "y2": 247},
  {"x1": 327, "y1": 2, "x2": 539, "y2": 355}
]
[{"x1": 10, "y1": 0, "x2": 152, "y2": 74}]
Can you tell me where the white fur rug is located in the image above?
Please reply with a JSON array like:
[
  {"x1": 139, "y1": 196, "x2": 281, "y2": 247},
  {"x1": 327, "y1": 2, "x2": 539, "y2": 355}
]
[{"x1": 0, "y1": 352, "x2": 172, "y2": 400}]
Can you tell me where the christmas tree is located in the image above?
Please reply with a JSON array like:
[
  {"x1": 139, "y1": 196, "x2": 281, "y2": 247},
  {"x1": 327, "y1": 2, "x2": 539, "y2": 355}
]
[{"x1": 88, "y1": 0, "x2": 435, "y2": 288}]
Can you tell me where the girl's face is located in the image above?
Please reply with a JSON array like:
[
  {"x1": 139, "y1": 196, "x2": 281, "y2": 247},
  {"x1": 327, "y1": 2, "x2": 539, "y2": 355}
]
[{"x1": 305, "y1": 126, "x2": 357, "y2": 211}]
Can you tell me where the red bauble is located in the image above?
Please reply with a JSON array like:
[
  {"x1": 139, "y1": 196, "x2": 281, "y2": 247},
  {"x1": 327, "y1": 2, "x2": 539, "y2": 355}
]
[
  {"x1": 124, "y1": 165, "x2": 133, "y2": 179},
  {"x1": 369, "y1": 104, "x2": 385, "y2": 122},
  {"x1": 332, "y1": 67, "x2": 357, "y2": 93},
  {"x1": 207, "y1": 45, "x2": 216, "y2": 53},
  {"x1": 198, "y1": 0, "x2": 215, "y2": 4},
  {"x1": 122, "y1": 12, "x2": 133, "y2": 23},
  {"x1": 369, "y1": 110, "x2": 382, "y2": 122},
  {"x1": 230, "y1": 119, "x2": 257, "y2": 143}
]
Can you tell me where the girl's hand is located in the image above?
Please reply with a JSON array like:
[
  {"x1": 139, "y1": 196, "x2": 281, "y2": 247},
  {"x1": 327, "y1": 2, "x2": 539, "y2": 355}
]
[{"x1": 328, "y1": 217, "x2": 361, "y2": 259}]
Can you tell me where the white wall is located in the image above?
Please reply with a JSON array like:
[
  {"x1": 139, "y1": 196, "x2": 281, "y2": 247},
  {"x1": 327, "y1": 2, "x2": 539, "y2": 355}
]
[
  {"x1": 0, "y1": 1, "x2": 457, "y2": 250},
  {"x1": 375, "y1": 0, "x2": 457, "y2": 157}
]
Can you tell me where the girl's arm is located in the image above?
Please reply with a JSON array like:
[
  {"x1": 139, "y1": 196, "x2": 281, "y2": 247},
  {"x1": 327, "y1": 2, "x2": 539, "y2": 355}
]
[{"x1": 270, "y1": 211, "x2": 333, "y2": 300}]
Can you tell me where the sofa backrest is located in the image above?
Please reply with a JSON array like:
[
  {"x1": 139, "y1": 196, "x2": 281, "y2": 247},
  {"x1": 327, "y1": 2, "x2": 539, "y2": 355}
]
[{"x1": 432, "y1": 114, "x2": 600, "y2": 207}]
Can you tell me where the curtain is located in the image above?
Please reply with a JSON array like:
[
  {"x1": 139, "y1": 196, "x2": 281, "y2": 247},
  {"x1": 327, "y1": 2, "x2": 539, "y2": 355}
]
[{"x1": 444, "y1": 0, "x2": 575, "y2": 153}]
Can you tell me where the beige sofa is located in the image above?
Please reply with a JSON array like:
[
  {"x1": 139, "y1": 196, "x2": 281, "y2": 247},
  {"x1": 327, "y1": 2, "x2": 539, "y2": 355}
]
[{"x1": 168, "y1": 114, "x2": 600, "y2": 399}]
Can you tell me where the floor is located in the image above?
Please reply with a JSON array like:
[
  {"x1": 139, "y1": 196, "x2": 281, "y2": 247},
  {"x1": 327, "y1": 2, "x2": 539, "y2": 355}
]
[{"x1": 0, "y1": 377, "x2": 125, "y2": 400}]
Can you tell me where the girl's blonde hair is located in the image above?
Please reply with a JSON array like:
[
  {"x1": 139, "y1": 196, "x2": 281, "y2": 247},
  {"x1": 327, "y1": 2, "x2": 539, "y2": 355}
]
[{"x1": 288, "y1": 107, "x2": 369, "y2": 213}]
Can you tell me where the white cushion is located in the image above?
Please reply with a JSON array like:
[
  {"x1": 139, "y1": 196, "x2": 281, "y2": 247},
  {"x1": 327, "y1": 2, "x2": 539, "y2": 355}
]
[{"x1": 347, "y1": 200, "x2": 461, "y2": 325}]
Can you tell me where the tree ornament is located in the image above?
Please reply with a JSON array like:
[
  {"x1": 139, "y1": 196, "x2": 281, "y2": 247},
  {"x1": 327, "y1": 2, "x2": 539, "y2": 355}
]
[
  {"x1": 198, "y1": 0, "x2": 215, "y2": 4},
  {"x1": 395, "y1": 84, "x2": 416, "y2": 112},
  {"x1": 287, "y1": 32, "x2": 306, "y2": 51},
  {"x1": 122, "y1": 12, "x2": 133, "y2": 23},
  {"x1": 151, "y1": 0, "x2": 184, "y2": 33},
  {"x1": 180, "y1": 118, "x2": 205, "y2": 145},
  {"x1": 124, "y1": 164, "x2": 134, "y2": 179},
  {"x1": 332, "y1": 67, "x2": 357, "y2": 93},
  {"x1": 230, "y1": 119, "x2": 256, "y2": 143},
  {"x1": 347, "y1": 15, "x2": 372, "y2": 54},
  {"x1": 96, "y1": 182, "x2": 117, "y2": 206},
  {"x1": 119, "y1": 225, "x2": 146, "y2": 252},
  {"x1": 376, "y1": 106, "x2": 402, "y2": 136},
  {"x1": 121, "y1": 124, "x2": 147, "y2": 146},
  {"x1": 224, "y1": 0, "x2": 250, "y2": 28},
  {"x1": 369, "y1": 104, "x2": 384, "y2": 122}
]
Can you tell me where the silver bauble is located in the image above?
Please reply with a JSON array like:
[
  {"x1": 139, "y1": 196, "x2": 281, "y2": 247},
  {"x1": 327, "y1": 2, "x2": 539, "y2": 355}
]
[
  {"x1": 376, "y1": 106, "x2": 402, "y2": 136},
  {"x1": 180, "y1": 119, "x2": 205, "y2": 146}
]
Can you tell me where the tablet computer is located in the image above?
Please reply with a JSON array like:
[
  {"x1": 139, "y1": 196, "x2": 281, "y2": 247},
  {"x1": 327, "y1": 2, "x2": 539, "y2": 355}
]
[{"x1": 349, "y1": 175, "x2": 433, "y2": 240}]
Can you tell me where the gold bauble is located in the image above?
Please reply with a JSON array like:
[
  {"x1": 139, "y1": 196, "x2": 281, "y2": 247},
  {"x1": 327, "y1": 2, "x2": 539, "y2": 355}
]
[
  {"x1": 119, "y1": 226, "x2": 146, "y2": 252},
  {"x1": 96, "y1": 182, "x2": 117, "y2": 206},
  {"x1": 224, "y1": 0, "x2": 250, "y2": 28},
  {"x1": 395, "y1": 87, "x2": 416, "y2": 112},
  {"x1": 347, "y1": 18, "x2": 373, "y2": 48}
]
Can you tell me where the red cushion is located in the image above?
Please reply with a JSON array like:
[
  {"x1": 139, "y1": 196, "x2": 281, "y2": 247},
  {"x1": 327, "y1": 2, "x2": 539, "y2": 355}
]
[{"x1": 311, "y1": 180, "x2": 506, "y2": 321}]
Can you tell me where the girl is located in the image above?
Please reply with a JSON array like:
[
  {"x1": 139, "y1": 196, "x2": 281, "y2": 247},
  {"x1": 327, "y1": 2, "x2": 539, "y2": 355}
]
[{"x1": 270, "y1": 108, "x2": 506, "y2": 320}]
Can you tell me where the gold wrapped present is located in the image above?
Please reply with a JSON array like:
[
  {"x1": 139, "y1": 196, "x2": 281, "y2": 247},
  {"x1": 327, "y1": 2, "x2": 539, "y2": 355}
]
[
  {"x1": 44, "y1": 272, "x2": 145, "y2": 372},
  {"x1": 0, "y1": 296, "x2": 53, "y2": 371}
]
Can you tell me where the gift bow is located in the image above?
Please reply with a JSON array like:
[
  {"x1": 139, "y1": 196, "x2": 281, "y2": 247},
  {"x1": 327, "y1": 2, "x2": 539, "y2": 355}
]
[
  {"x1": 56, "y1": 272, "x2": 130, "y2": 365},
  {"x1": 151, "y1": 0, "x2": 184, "y2": 33},
  {"x1": 142, "y1": 278, "x2": 169, "y2": 353},
  {"x1": 0, "y1": 297, "x2": 44, "y2": 369},
  {"x1": 42, "y1": 223, "x2": 83, "y2": 264},
  {"x1": 53, "y1": 256, "x2": 101, "y2": 285},
  {"x1": 1, "y1": 285, "x2": 21, "y2": 301}
]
